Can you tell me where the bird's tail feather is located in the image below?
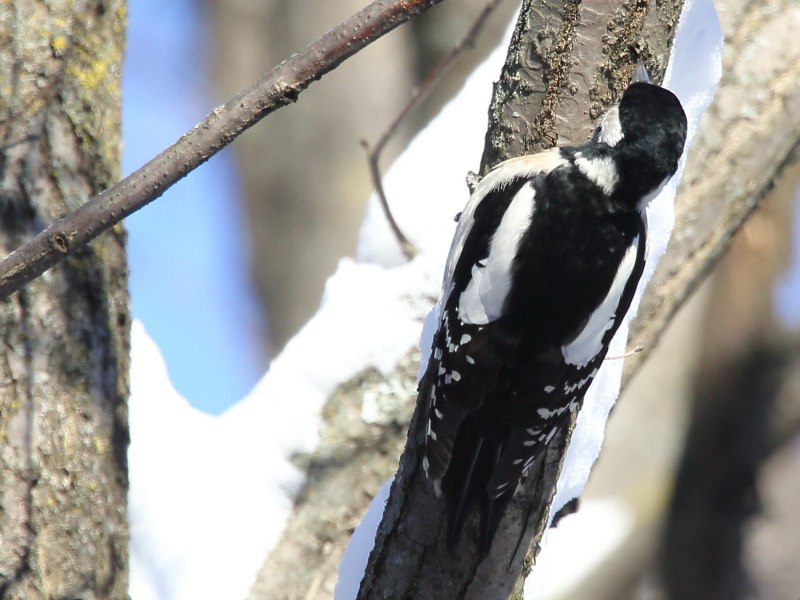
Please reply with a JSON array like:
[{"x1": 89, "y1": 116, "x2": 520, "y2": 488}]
[
  {"x1": 442, "y1": 417, "x2": 512, "y2": 551},
  {"x1": 445, "y1": 432, "x2": 483, "y2": 548},
  {"x1": 481, "y1": 488, "x2": 515, "y2": 552}
]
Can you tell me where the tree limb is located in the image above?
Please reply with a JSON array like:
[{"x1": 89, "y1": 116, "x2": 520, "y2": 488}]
[
  {"x1": 0, "y1": 1, "x2": 130, "y2": 596},
  {"x1": 0, "y1": 0, "x2": 449, "y2": 300}
]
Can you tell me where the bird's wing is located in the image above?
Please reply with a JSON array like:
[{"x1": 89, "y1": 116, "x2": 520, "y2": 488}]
[
  {"x1": 424, "y1": 150, "x2": 569, "y2": 481},
  {"x1": 486, "y1": 222, "x2": 648, "y2": 497}
]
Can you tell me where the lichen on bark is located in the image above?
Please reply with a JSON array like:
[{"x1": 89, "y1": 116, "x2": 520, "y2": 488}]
[{"x1": 0, "y1": 1, "x2": 130, "y2": 598}]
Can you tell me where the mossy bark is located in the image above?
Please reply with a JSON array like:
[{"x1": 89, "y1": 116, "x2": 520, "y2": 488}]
[{"x1": 0, "y1": 1, "x2": 130, "y2": 598}]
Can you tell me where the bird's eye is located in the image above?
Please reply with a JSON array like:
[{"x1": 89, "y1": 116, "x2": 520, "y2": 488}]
[{"x1": 454, "y1": 212, "x2": 462, "y2": 222}]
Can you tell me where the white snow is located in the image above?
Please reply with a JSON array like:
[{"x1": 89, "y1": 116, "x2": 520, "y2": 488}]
[
  {"x1": 128, "y1": 322, "x2": 302, "y2": 600},
  {"x1": 129, "y1": 256, "x2": 438, "y2": 599},
  {"x1": 528, "y1": 499, "x2": 634, "y2": 599},
  {"x1": 128, "y1": 0, "x2": 722, "y2": 598},
  {"x1": 333, "y1": 480, "x2": 392, "y2": 600}
]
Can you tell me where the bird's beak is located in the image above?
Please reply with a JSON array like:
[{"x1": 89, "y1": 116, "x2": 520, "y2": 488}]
[{"x1": 633, "y1": 59, "x2": 651, "y2": 84}]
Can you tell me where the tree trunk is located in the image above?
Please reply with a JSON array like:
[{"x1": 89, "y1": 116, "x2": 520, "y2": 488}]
[
  {"x1": 358, "y1": 2, "x2": 685, "y2": 598},
  {"x1": 0, "y1": 1, "x2": 130, "y2": 598}
]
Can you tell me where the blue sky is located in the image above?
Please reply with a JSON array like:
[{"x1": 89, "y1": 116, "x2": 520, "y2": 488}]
[{"x1": 122, "y1": 0, "x2": 266, "y2": 414}]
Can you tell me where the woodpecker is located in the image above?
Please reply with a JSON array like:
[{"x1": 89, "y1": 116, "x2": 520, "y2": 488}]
[{"x1": 420, "y1": 72, "x2": 687, "y2": 551}]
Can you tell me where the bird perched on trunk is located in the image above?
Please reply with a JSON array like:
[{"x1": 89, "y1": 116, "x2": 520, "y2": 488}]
[{"x1": 420, "y1": 68, "x2": 687, "y2": 551}]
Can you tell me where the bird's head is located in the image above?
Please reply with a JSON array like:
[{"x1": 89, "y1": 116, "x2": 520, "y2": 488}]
[{"x1": 592, "y1": 77, "x2": 687, "y2": 206}]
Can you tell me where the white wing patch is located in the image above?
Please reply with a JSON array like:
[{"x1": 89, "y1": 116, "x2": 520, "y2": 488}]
[
  {"x1": 561, "y1": 236, "x2": 640, "y2": 367},
  {"x1": 574, "y1": 152, "x2": 619, "y2": 196},
  {"x1": 458, "y1": 182, "x2": 536, "y2": 324},
  {"x1": 597, "y1": 105, "x2": 623, "y2": 147},
  {"x1": 440, "y1": 149, "x2": 568, "y2": 305}
]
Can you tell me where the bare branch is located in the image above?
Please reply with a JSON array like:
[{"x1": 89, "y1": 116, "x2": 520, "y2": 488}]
[
  {"x1": 362, "y1": 0, "x2": 507, "y2": 260},
  {"x1": 0, "y1": 0, "x2": 449, "y2": 300},
  {"x1": 361, "y1": 138, "x2": 419, "y2": 259}
]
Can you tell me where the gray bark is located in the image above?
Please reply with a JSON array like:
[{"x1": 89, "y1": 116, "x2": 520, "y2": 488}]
[
  {"x1": 357, "y1": 2, "x2": 684, "y2": 598},
  {"x1": 0, "y1": 1, "x2": 130, "y2": 598}
]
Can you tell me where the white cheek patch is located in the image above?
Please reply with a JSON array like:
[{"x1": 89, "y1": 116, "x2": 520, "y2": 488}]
[
  {"x1": 561, "y1": 237, "x2": 640, "y2": 367},
  {"x1": 458, "y1": 182, "x2": 537, "y2": 324},
  {"x1": 597, "y1": 105, "x2": 623, "y2": 147},
  {"x1": 574, "y1": 153, "x2": 619, "y2": 196}
]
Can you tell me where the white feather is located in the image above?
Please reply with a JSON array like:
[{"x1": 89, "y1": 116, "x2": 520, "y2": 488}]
[
  {"x1": 574, "y1": 153, "x2": 619, "y2": 195},
  {"x1": 458, "y1": 182, "x2": 537, "y2": 323},
  {"x1": 597, "y1": 105, "x2": 624, "y2": 147},
  {"x1": 440, "y1": 149, "x2": 567, "y2": 311},
  {"x1": 561, "y1": 236, "x2": 640, "y2": 367}
]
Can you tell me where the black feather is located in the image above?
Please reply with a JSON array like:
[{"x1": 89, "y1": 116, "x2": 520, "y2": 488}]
[{"x1": 422, "y1": 81, "x2": 686, "y2": 551}]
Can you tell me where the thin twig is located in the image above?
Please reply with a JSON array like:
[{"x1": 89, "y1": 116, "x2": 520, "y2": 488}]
[
  {"x1": 362, "y1": 0, "x2": 507, "y2": 260},
  {"x1": 0, "y1": 0, "x2": 450, "y2": 300},
  {"x1": 360, "y1": 138, "x2": 417, "y2": 258},
  {"x1": 605, "y1": 345, "x2": 643, "y2": 361}
]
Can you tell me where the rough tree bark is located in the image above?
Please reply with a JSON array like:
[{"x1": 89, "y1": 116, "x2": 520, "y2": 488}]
[
  {"x1": 0, "y1": 1, "x2": 130, "y2": 598},
  {"x1": 356, "y1": 2, "x2": 685, "y2": 599}
]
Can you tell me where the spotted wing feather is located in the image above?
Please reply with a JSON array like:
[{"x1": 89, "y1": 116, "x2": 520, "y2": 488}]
[
  {"x1": 486, "y1": 225, "x2": 647, "y2": 498},
  {"x1": 424, "y1": 306, "x2": 517, "y2": 481},
  {"x1": 423, "y1": 156, "x2": 565, "y2": 482}
]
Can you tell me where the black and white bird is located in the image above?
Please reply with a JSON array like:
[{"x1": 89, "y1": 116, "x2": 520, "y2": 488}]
[{"x1": 420, "y1": 72, "x2": 687, "y2": 551}]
